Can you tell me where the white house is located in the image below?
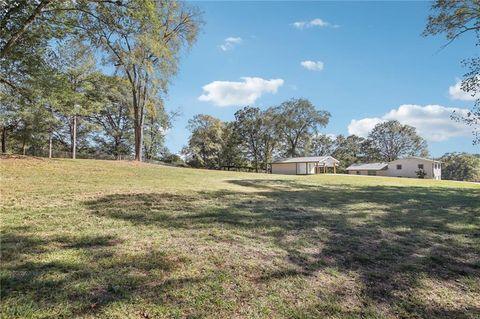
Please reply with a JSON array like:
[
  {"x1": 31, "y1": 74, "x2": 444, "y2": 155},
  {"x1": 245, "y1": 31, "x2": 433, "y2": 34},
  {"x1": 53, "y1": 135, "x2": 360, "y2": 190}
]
[
  {"x1": 270, "y1": 156, "x2": 340, "y2": 175},
  {"x1": 346, "y1": 157, "x2": 442, "y2": 180}
]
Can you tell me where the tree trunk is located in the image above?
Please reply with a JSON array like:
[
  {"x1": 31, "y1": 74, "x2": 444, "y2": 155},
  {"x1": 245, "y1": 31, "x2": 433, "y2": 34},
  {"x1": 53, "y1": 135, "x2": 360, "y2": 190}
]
[
  {"x1": 22, "y1": 138, "x2": 26, "y2": 155},
  {"x1": 2, "y1": 126, "x2": 6, "y2": 153},
  {"x1": 133, "y1": 99, "x2": 144, "y2": 161},
  {"x1": 72, "y1": 115, "x2": 77, "y2": 159},
  {"x1": 134, "y1": 124, "x2": 143, "y2": 161},
  {"x1": 114, "y1": 138, "x2": 119, "y2": 159},
  {"x1": 48, "y1": 131, "x2": 53, "y2": 158}
]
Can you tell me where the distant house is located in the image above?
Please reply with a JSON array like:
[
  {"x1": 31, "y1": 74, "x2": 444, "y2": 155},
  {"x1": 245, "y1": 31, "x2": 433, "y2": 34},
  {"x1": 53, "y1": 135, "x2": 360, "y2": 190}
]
[
  {"x1": 346, "y1": 157, "x2": 442, "y2": 180},
  {"x1": 270, "y1": 156, "x2": 339, "y2": 175}
]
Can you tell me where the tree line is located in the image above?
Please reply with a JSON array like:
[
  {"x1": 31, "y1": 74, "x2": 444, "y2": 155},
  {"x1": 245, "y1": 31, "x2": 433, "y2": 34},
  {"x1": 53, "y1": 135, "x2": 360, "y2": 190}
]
[
  {"x1": 1, "y1": 0, "x2": 202, "y2": 160},
  {"x1": 1, "y1": 1, "x2": 478, "y2": 181},
  {"x1": 181, "y1": 98, "x2": 430, "y2": 172}
]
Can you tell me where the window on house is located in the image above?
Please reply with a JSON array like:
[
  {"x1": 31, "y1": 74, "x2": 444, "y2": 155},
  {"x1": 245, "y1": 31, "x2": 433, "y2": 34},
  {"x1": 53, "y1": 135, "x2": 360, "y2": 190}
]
[
  {"x1": 396, "y1": 164, "x2": 402, "y2": 170},
  {"x1": 356, "y1": 171, "x2": 360, "y2": 175},
  {"x1": 418, "y1": 164, "x2": 424, "y2": 169}
]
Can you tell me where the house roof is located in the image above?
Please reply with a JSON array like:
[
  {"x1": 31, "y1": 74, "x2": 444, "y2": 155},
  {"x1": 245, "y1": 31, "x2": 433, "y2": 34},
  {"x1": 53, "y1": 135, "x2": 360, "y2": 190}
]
[
  {"x1": 271, "y1": 156, "x2": 339, "y2": 164},
  {"x1": 346, "y1": 163, "x2": 389, "y2": 171}
]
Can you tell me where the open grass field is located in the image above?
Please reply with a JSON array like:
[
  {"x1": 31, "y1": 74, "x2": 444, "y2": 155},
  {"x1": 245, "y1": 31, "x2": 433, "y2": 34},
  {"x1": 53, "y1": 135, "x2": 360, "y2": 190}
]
[{"x1": 1, "y1": 157, "x2": 479, "y2": 319}]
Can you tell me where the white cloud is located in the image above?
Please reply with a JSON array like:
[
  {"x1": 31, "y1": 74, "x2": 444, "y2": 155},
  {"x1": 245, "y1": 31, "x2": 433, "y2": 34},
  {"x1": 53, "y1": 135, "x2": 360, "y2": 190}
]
[
  {"x1": 348, "y1": 104, "x2": 471, "y2": 142},
  {"x1": 301, "y1": 60, "x2": 324, "y2": 71},
  {"x1": 448, "y1": 79, "x2": 478, "y2": 101},
  {"x1": 219, "y1": 37, "x2": 242, "y2": 51},
  {"x1": 292, "y1": 18, "x2": 338, "y2": 29},
  {"x1": 348, "y1": 118, "x2": 384, "y2": 138},
  {"x1": 198, "y1": 77, "x2": 284, "y2": 107}
]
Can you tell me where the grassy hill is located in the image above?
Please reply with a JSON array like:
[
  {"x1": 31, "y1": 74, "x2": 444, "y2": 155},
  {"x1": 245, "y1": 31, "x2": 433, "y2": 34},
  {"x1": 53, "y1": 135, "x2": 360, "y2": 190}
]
[{"x1": 1, "y1": 157, "x2": 479, "y2": 319}]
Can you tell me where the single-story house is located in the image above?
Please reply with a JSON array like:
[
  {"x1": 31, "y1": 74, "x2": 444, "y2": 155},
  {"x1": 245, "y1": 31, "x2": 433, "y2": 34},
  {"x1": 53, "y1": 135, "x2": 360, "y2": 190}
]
[
  {"x1": 346, "y1": 156, "x2": 442, "y2": 180},
  {"x1": 270, "y1": 156, "x2": 340, "y2": 175}
]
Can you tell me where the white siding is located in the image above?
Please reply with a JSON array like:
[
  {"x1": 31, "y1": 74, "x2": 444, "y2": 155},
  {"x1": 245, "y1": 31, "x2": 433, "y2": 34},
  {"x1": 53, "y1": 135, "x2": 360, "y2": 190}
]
[
  {"x1": 297, "y1": 162, "x2": 307, "y2": 174},
  {"x1": 271, "y1": 162, "x2": 316, "y2": 175},
  {"x1": 307, "y1": 162, "x2": 316, "y2": 174},
  {"x1": 386, "y1": 158, "x2": 441, "y2": 179},
  {"x1": 271, "y1": 163, "x2": 297, "y2": 175}
]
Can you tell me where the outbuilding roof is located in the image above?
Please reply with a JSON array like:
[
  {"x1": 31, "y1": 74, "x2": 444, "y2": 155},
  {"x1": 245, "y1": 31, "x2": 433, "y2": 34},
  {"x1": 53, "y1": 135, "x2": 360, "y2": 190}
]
[
  {"x1": 346, "y1": 163, "x2": 388, "y2": 171},
  {"x1": 271, "y1": 156, "x2": 339, "y2": 164}
]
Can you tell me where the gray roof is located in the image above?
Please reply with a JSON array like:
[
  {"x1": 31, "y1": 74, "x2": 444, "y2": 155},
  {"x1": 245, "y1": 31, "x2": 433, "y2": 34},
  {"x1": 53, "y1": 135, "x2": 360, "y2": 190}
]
[
  {"x1": 272, "y1": 156, "x2": 339, "y2": 164},
  {"x1": 346, "y1": 163, "x2": 388, "y2": 171}
]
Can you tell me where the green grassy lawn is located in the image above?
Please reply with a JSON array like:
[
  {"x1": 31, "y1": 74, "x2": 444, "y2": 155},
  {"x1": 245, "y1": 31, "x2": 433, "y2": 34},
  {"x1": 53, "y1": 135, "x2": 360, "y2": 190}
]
[{"x1": 1, "y1": 157, "x2": 479, "y2": 319}]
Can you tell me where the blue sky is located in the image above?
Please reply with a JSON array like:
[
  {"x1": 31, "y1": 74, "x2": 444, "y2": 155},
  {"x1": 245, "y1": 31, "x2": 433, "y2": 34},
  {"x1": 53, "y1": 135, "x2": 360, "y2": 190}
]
[{"x1": 164, "y1": 1, "x2": 479, "y2": 157}]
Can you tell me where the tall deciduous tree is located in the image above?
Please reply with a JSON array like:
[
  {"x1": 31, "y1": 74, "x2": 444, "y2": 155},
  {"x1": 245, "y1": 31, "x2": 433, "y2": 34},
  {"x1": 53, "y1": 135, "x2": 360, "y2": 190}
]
[
  {"x1": 80, "y1": 0, "x2": 202, "y2": 161},
  {"x1": 259, "y1": 108, "x2": 280, "y2": 171},
  {"x1": 366, "y1": 120, "x2": 428, "y2": 162},
  {"x1": 309, "y1": 134, "x2": 335, "y2": 156},
  {"x1": 184, "y1": 114, "x2": 224, "y2": 169},
  {"x1": 220, "y1": 121, "x2": 246, "y2": 169},
  {"x1": 0, "y1": 0, "x2": 125, "y2": 89},
  {"x1": 89, "y1": 75, "x2": 133, "y2": 157},
  {"x1": 143, "y1": 98, "x2": 171, "y2": 161},
  {"x1": 423, "y1": 0, "x2": 480, "y2": 144},
  {"x1": 332, "y1": 134, "x2": 366, "y2": 171},
  {"x1": 53, "y1": 40, "x2": 100, "y2": 159},
  {"x1": 233, "y1": 106, "x2": 264, "y2": 172},
  {"x1": 273, "y1": 98, "x2": 330, "y2": 157}
]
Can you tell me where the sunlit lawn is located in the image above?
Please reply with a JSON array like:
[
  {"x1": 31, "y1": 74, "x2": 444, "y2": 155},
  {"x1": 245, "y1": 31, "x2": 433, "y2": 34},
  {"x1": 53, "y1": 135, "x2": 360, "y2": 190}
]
[{"x1": 1, "y1": 156, "x2": 479, "y2": 318}]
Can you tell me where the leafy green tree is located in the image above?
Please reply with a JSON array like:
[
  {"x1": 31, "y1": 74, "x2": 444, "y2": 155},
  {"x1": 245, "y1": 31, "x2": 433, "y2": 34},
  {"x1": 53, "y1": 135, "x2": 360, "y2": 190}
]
[
  {"x1": 0, "y1": 88, "x2": 22, "y2": 153},
  {"x1": 0, "y1": 0, "x2": 125, "y2": 90},
  {"x1": 423, "y1": 0, "x2": 480, "y2": 144},
  {"x1": 366, "y1": 120, "x2": 429, "y2": 162},
  {"x1": 220, "y1": 121, "x2": 247, "y2": 169},
  {"x1": 359, "y1": 138, "x2": 381, "y2": 162},
  {"x1": 53, "y1": 40, "x2": 101, "y2": 159},
  {"x1": 273, "y1": 98, "x2": 330, "y2": 157},
  {"x1": 89, "y1": 75, "x2": 133, "y2": 157},
  {"x1": 259, "y1": 108, "x2": 280, "y2": 171},
  {"x1": 332, "y1": 135, "x2": 366, "y2": 172},
  {"x1": 80, "y1": 0, "x2": 202, "y2": 161},
  {"x1": 233, "y1": 106, "x2": 264, "y2": 172},
  {"x1": 1, "y1": 0, "x2": 57, "y2": 60},
  {"x1": 1, "y1": 57, "x2": 60, "y2": 155},
  {"x1": 309, "y1": 134, "x2": 335, "y2": 156},
  {"x1": 440, "y1": 152, "x2": 480, "y2": 182},
  {"x1": 184, "y1": 114, "x2": 224, "y2": 169},
  {"x1": 143, "y1": 99, "x2": 171, "y2": 161}
]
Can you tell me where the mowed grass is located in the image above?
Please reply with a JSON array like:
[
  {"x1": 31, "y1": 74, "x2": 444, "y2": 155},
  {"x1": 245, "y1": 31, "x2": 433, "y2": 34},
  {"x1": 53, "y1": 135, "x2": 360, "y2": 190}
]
[{"x1": 1, "y1": 157, "x2": 479, "y2": 319}]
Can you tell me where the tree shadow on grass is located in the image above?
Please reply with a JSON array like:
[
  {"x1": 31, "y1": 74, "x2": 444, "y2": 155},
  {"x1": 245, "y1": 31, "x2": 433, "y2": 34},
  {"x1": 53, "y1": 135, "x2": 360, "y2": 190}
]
[
  {"x1": 79, "y1": 179, "x2": 480, "y2": 318},
  {"x1": 0, "y1": 227, "x2": 206, "y2": 318},
  {"x1": 3, "y1": 179, "x2": 479, "y2": 318}
]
